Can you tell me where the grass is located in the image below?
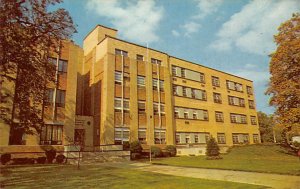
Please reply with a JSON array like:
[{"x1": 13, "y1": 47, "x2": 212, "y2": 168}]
[
  {"x1": 0, "y1": 164, "x2": 267, "y2": 189},
  {"x1": 153, "y1": 144, "x2": 300, "y2": 175}
]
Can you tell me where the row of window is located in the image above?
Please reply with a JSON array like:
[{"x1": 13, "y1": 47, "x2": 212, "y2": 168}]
[
  {"x1": 174, "y1": 107, "x2": 209, "y2": 121},
  {"x1": 115, "y1": 49, "x2": 162, "y2": 66},
  {"x1": 176, "y1": 132, "x2": 259, "y2": 144},
  {"x1": 172, "y1": 65, "x2": 253, "y2": 95},
  {"x1": 173, "y1": 85, "x2": 206, "y2": 101},
  {"x1": 40, "y1": 125, "x2": 63, "y2": 145}
]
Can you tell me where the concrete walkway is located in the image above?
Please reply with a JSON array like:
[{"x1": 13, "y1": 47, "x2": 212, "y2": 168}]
[{"x1": 120, "y1": 162, "x2": 300, "y2": 189}]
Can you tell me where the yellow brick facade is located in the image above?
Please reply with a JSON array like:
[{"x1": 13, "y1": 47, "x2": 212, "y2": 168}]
[{"x1": 79, "y1": 25, "x2": 260, "y2": 149}]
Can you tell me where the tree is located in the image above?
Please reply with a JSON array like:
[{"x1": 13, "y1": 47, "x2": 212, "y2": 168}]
[
  {"x1": 0, "y1": 0, "x2": 76, "y2": 141},
  {"x1": 266, "y1": 13, "x2": 300, "y2": 139},
  {"x1": 257, "y1": 111, "x2": 275, "y2": 143},
  {"x1": 206, "y1": 136, "x2": 220, "y2": 157}
]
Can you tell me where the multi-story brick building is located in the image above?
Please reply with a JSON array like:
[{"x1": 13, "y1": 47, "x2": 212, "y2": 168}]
[
  {"x1": 0, "y1": 40, "x2": 82, "y2": 153},
  {"x1": 76, "y1": 25, "x2": 260, "y2": 154},
  {"x1": 0, "y1": 25, "x2": 260, "y2": 155}
]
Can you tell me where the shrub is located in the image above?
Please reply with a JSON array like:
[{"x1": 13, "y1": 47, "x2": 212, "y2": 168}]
[
  {"x1": 56, "y1": 154, "x2": 65, "y2": 164},
  {"x1": 165, "y1": 145, "x2": 177, "y2": 157},
  {"x1": 162, "y1": 151, "x2": 171, "y2": 157},
  {"x1": 37, "y1": 157, "x2": 46, "y2": 164},
  {"x1": 45, "y1": 149, "x2": 56, "y2": 163},
  {"x1": 206, "y1": 136, "x2": 220, "y2": 157},
  {"x1": 13, "y1": 158, "x2": 34, "y2": 165},
  {"x1": 131, "y1": 153, "x2": 141, "y2": 160},
  {"x1": 130, "y1": 141, "x2": 143, "y2": 154},
  {"x1": 123, "y1": 141, "x2": 130, "y2": 151},
  {"x1": 1, "y1": 153, "x2": 11, "y2": 165},
  {"x1": 151, "y1": 146, "x2": 162, "y2": 158}
]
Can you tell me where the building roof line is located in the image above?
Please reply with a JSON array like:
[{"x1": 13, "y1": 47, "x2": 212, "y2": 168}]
[
  {"x1": 97, "y1": 34, "x2": 253, "y2": 83},
  {"x1": 83, "y1": 24, "x2": 118, "y2": 40}
]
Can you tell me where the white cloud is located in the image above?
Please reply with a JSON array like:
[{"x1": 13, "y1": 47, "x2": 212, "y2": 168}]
[
  {"x1": 210, "y1": 0, "x2": 300, "y2": 55},
  {"x1": 86, "y1": 0, "x2": 164, "y2": 44},
  {"x1": 181, "y1": 21, "x2": 201, "y2": 37},
  {"x1": 193, "y1": 0, "x2": 224, "y2": 19},
  {"x1": 172, "y1": 30, "x2": 180, "y2": 37}
]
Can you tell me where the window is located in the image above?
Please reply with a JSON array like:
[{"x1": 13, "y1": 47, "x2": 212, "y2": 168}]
[
  {"x1": 253, "y1": 134, "x2": 259, "y2": 143},
  {"x1": 160, "y1": 104, "x2": 165, "y2": 114},
  {"x1": 173, "y1": 85, "x2": 177, "y2": 95},
  {"x1": 45, "y1": 88, "x2": 54, "y2": 103},
  {"x1": 212, "y1": 76, "x2": 220, "y2": 87},
  {"x1": 172, "y1": 66, "x2": 176, "y2": 76},
  {"x1": 230, "y1": 113, "x2": 247, "y2": 124},
  {"x1": 194, "y1": 134, "x2": 199, "y2": 143},
  {"x1": 115, "y1": 71, "x2": 122, "y2": 83},
  {"x1": 154, "y1": 130, "x2": 166, "y2": 144},
  {"x1": 153, "y1": 103, "x2": 159, "y2": 114},
  {"x1": 159, "y1": 80, "x2": 164, "y2": 92},
  {"x1": 115, "y1": 98, "x2": 129, "y2": 111},
  {"x1": 217, "y1": 133, "x2": 226, "y2": 144},
  {"x1": 199, "y1": 73, "x2": 205, "y2": 83},
  {"x1": 184, "y1": 112, "x2": 189, "y2": 119},
  {"x1": 251, "y1": 116, "x2": 257, "y2": 125},
  {"x1": 213, "y1": 93, "x2": 222, "y2": 103},
  {"x1": 249, "y1": 100, "x2": 255, "y2": 109},
  {"x1": 49, "y1": 57, "x2": 68, "y2": 73},
  {"x1": 176, "y1": 134, "x2": 180, "y2": 144},
  {"x1": 114, "y1": 128, "x2": 130, "y2": 144},
  {"x1": 174, "y1": 110, "x2": 179, "y2": 118},
  {"x1": 138, "y1": 129, "x2": 146, "y2": 144},
  {"x1": 215, "y1": 111, "x2": 224, "y2": 122},
  {"x1": 138, "y1": 101, "x2": 146, "y2": 114},
  {"x1": 227, "y1": 80, "x2": 243, "y2": 92},
  {"x1": 56, "y1": 90, "x2": 66, "y2": 107},
  {"x1": 247, "y1": 86, "x2": 253, "y2": 95},
  {"x1": 232, "y1": 134, "x2": 239, "y2": 144},
  {"x1": 228, "y1": 96, "x2": 245, "y2": 107},
  {"x1": 182, "y1": 87, "x2": 187, "y2": 97},
  {"x1": 185, "y1": 134, "x2": 190, "y2": 144},
  {"x1": 137, "y1": 76, "x2": 145, "y2": 87},
  {"x1": 40, "y1": 125, "x2": 63, "y2": 145},
  {"x1": 203, "y1": 111, "x2": 209, "y2": 121},
  {"x1": 115, "y1": 49, "x2": 128, "y2": 57},
  {"x1": 137, "y1": 54, "x2": 144, "y2": 61},
  {"x1": 151, "y1": 58, "x2": 161, "y2": 65},
  {"x1": 152, "y1": 79, "x2": 158, "y2": 90},
  {"x1": 181, "y1": 68, "x2": 186, "y2": 78},
  {"x1": 193, "y1": 112, "x2": 197, "y2": 119}
]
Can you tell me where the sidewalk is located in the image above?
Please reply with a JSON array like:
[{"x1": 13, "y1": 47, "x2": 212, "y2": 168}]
[{"x1": 125, "y1": 162, "x2": 300, "y2": 189}]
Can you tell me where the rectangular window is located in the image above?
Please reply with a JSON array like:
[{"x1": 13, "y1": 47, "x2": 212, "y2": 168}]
[
  {"x1": 174, "y1": 110, "x2": 179, "y2": 118},
  {"x1": 151, "y1": 58, "x2": 161, "y2": 65},
  {"x1": 251, "y1": 116, "x2": 257, "y2": 125},
  {"x1": 184, "y1": 112, "x2": 189, "y2": 119},
  {"x1": 56, "y1": 90, "x2": 66, "y2": 107},
  {"x1": 137, "y1": 54, "x2": 144, "y2": 61},
  {"x1": 203, "y1": 110, "x2": 209, "y2": 121},
  {"x1": 40, "y1": 125, "x2": 63, "y2": 145},
  {"x1": 199, "y1": 73, "x2": 205, "y2": 83},
  {"x1": 181, "y1": 68, "x2": 186, "y2": 78},
  {"x1": 215, "y1": 111, "x2": 224, "y2": 122},
  {"x1": 138, "y1": 129, "x2": 146, "y2": 144},
  {"x1": 232, "y1": 134, "x2": 239, "y2": 144},
  {"x1": 115, "y1": 98, "x2": 129, "y2": 111},
  {"x1": 160, "y1": 104, "x2": 165, "y2": 114},
  {"x1": 173, "y1": 85, "x2": 177, "y2": 95},
  {"x1": 213, "y1": 93, "x2": 222, "y2": 103},
  {"x1": 230, "y1": 113, "x2": 247, "y2": 124},
  {"x1": 253, "y1": 134, "x2": 259, "y2": 143},
  {"x1": 159, "y1": 80, "x2": 164, "y2": 92},
  {"x1": 176, "y1": 134, "x2": 180, "y2": 144},
  {"x1": 115, "y1": 49, "x2": 128, "y2": 57},
  {"x1": 194, "y1": 134, "x2": 199, "y2": 143},
  {"x1": 228, "y1": 96, "x2": 245, "y2": 107},
  {"x1": 153, "y1": 103, "x2": 159, "y2": 114},
  {"x1": 227, "y1": 80, "x2": 243, "y2": 92},
  {"x1": 115, "y1": 71, "x2": 122, "y2": 83},
  {"x1": 249, "y1": 100, "x2": 255, "y2": 109},
  {"x1": 182, "y1": 87, "x2": 187, "y2": 97},
  {"x1": 152, "y1": 79, "x2": 158, "y2": 90},
  {"x1": 138, "y1": 101, "x2": 146, "y2": 114},
  {"x1": 137, "y1": 76, "x2": 145, "y2": 87},
  {"x1": 247, "y1": 86, "x2": 253, "y2": 95},
  {"x1": 212, "y1": 76, "x2": 220, "y2": 87},
  {"x1": 193, "y1": 112, "x2": 197, "y2": 119},
  {"x1": 185, "y1": 134, "x2": 190, "y2": 144},
  {"x1": 217, "y1": 133, "x2": 226, "y2": 144},
  {"x1": 241, "y1": 115, "x2": 247, "y2": 124},
  {"x1": 172, "y1": 66, "x2": 176, "y2": 76},
  {"x1": 48, "y1": 57, "x2": 68, "y2": 73},
  {"x1": 154, "y1": 130, "x2": 166, "y2": 144},
  {"x1": 114, "y1": 128, "x2": 130, "y2": 144},
  {"x1": 45, "y1": 88, "x2": 54, "y2": 103}
]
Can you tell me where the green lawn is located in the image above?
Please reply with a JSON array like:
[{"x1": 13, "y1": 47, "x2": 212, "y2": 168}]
[
  {"x1": 153, "y1": 144, "x2": 300, "y2": 175},
  {"x1": 0, "y1": 164, "x2": 266, "y2": 189}
]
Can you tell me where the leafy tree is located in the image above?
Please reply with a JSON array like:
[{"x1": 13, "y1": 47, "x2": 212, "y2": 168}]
[
  {"x1": 0, "y1": 0, "x2": 76, "y2": 141},
  {"x1": 257, "y1": 111, "x2": 275, "y2": 143},
  {"x1": 266, "y1": 13, "x2": 300, "y2": 139},
  {"x1": 206, "y1": 136, "x2": 220, "y2": 157}
]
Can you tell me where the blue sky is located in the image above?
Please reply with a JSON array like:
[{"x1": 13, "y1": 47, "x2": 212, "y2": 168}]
[{"x1": 55, "y1": 0, "x2": 300, "y2": 114}]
